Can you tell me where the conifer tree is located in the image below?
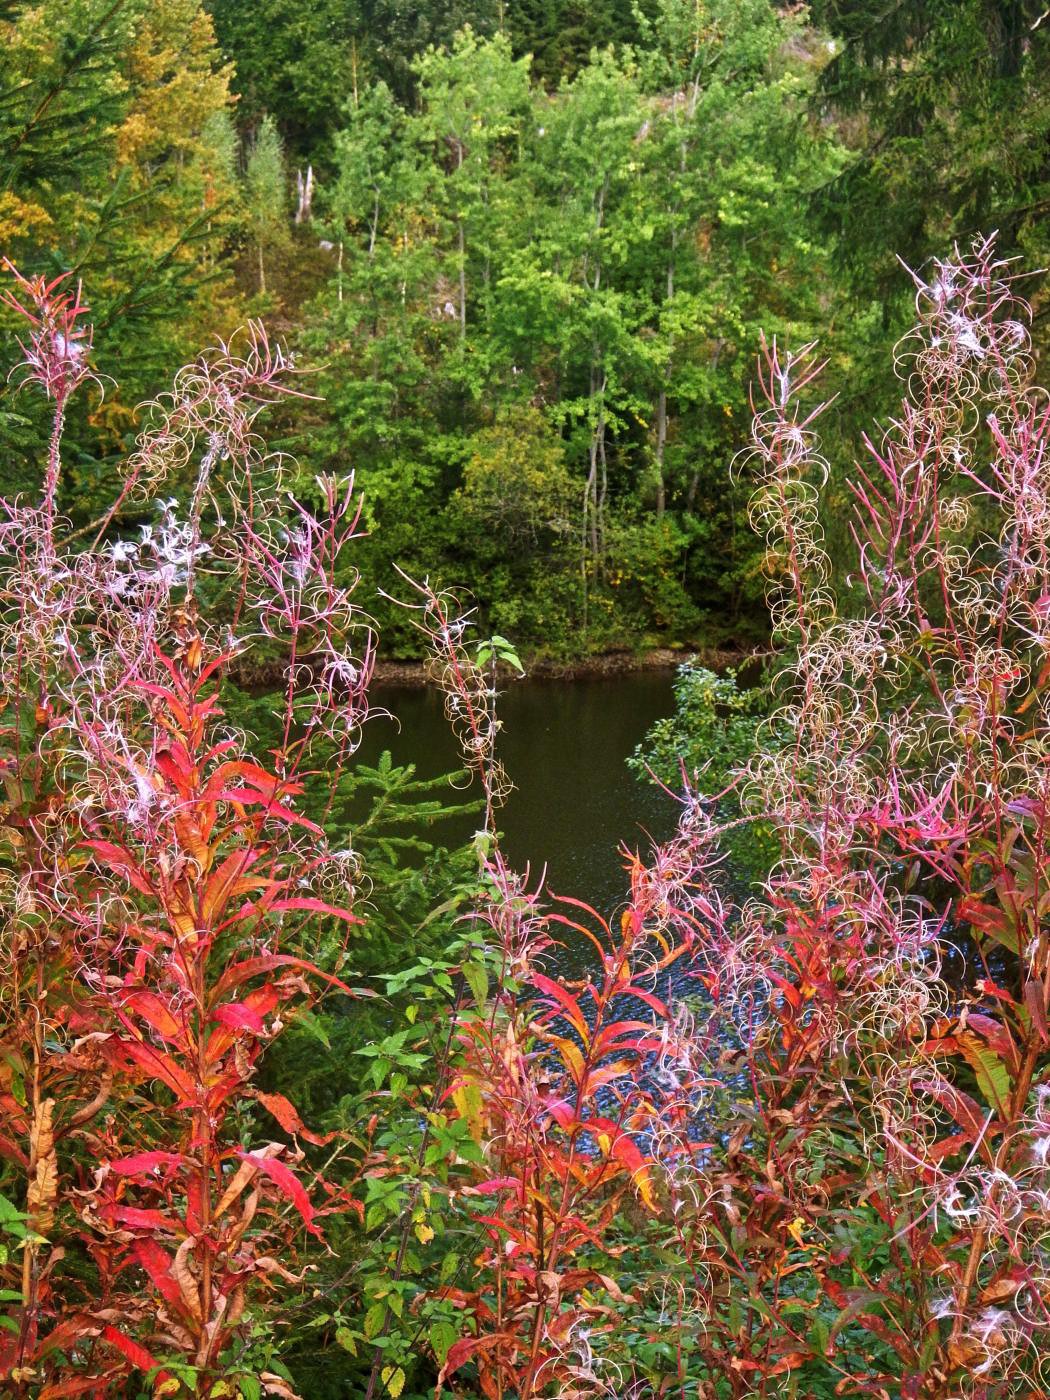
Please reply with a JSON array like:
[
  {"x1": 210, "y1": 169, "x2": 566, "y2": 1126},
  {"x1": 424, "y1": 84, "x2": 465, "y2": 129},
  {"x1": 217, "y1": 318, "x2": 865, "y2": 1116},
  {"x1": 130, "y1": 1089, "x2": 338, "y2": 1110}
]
[{"x1": 0, "y1": 0, "x2": 242, "y2": 508}]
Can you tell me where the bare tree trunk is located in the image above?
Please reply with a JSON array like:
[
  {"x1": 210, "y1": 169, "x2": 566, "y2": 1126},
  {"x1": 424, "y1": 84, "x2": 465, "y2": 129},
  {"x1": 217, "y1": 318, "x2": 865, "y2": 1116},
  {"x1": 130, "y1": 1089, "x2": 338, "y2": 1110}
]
[
  {"x1": 581, "y1": 473, "x2": 592, "y2": 635},
  {"x1": 458, "y1": 219, "x2": 467, "y2": 341},
  {"x1": 655, "y1": 251, "x2": 674, "y2": 518},
  {"x1": 295, "y1": 165, "x2": 314, "y2": 224},
  {"x1": 655, "y1": 387, "x2": 667, "y2": 518},
  {"x1": 456, "y1": 140, "x2": 467, "y2": 341},
  {"x1": 368, "y1": 191, "x2": 379, "y2": 259},
  {"x1": 596, "y1": 387, "x2": 608, "y2": 564}
]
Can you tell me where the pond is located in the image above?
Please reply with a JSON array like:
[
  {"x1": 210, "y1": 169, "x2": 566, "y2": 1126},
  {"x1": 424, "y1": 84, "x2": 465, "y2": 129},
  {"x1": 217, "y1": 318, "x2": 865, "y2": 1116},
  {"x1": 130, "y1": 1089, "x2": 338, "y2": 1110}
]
[{"x1": 356, "y1": 669, "x2": 681, "y2": 917}]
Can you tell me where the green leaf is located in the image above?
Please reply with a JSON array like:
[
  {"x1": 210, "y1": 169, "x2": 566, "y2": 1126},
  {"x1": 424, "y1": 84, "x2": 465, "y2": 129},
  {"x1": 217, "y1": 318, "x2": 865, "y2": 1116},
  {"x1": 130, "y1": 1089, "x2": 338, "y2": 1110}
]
[
  {"x1": 292, "y1": 1009, "x2": 332, "y2": 1050},
  {"x1": 335, "y1": 1326, "x2": 358, "y2": 1355},
  {"x1": 381, "y1": 1366, "x2": 405, "y2": 1398},
  {"x1": 462, "y1": 960, "x2": 489, "y2": 1006},
  {"x1": 429, "y1": 1320, "x2": 458, "y2": 1364},
  {"x1": 364, "y1": 1302, "x2": 387, "y2": 1339},
  {"x1": 958, "y1": 1034, "x2": 1012, "y2": 1115}
]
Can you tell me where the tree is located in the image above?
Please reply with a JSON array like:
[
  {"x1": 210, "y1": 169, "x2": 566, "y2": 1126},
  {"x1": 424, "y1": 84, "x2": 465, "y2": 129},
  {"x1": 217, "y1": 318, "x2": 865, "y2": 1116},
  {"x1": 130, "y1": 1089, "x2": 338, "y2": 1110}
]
[
  {"x1": 810, "y1": 0, "x2": 1050, "y2": 313},
  {"x1": 0, "y1": 0, "x2": 242, "y2": 511},
  {"x1": 300, "y1": 10, "x2": 847, "y2": 654},
  {"x1": 93, "y1": 0, "x2": 241, "y2": 435},
  {"x1": 625, "y1": 0, "x2": 844, "y2": 621},
  {"x1": 413, "y1": 28, "x2": 531, "y2": 346},
  {"x1": 204, "y1": 0, "x2": 506, "y2": 157},
  {"x1": 245, "y1": 114, "x2": 289, "y2": 295},
  {"x1": 508, "y1": 0, "x2": 650, "y2": 86}
]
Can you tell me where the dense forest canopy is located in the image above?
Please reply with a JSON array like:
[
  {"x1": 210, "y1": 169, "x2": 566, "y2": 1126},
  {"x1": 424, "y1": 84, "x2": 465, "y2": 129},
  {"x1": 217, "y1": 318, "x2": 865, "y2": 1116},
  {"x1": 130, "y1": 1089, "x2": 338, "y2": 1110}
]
[{"x1": 3, "y1": 0, "x2": 1046, "y2": 658}]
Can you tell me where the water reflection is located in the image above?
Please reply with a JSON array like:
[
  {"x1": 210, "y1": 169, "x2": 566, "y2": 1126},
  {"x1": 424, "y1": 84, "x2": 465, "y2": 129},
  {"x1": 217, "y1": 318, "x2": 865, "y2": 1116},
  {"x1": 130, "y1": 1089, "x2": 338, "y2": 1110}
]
[{"x1": 356, "y1": 671, "x2": 680, "y2": 916}]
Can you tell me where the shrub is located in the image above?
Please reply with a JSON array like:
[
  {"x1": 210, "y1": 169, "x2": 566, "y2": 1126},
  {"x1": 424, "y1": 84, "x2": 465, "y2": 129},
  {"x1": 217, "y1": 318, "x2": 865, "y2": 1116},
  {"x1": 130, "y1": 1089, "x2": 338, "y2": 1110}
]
[
  {"x1": 402, "y1": 238, "x2": 1050, "y2": 1398},
  {"x1": 665, "y1": 239, "x2": 1050, "y2": 1396},
  {"x1": 0, "y1": 267, "x2": 372, "y2": 1396}
]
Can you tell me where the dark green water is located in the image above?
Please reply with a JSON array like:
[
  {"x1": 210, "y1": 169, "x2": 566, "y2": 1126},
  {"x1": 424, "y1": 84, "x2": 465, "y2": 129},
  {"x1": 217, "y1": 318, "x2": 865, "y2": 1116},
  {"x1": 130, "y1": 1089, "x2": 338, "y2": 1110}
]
[{"x1": 358, "y1": 670, "x2": 680, "y2": 916}]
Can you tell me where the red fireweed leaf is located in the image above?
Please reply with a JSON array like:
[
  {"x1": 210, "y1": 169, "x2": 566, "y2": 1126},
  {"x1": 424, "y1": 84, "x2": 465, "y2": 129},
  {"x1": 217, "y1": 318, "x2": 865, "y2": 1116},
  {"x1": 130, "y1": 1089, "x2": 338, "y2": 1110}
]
[
  {"x1": 768, "y1": 1351, "x2": 810, "y2": 1375},
  {"x1": 470, "y1": 1177, "x2": 522, "y2": 1195},
  {"x1": 201, "y1": 737, "x2": 240, "y2": 765},
  {"x1": 131, "y1": 1239, "x2": 184, "y2": 1310},
  {"x1": 212, "y1": 1001, "x2": 267, "y2": 1034},
  {"x1": 237, "y1": 1151, "x2": 320, "y2": 1236},
  {"x1": 255, "y1": 1091, "x2": 331, "y2": 1145},
  {"x1": 585, "y1": 1058, "x2": 636, "y2": 1091},
  {"x1": 531, "y1": 972, "x2": 589, "y2": 1039},
  {"x1": 611, "y1": 986, "x2": 667, "y2": 1017},
  {"x1": 106, "y1": 1205, "x2": 180, "y2": 1233},
  {"x1": 439, "y1": 1332, "x2": 517, "y2": 1383},
  {"x1": 957, "y1": 896, "x2": 1019, "y2": 954},
  {"x1": 155, "y1": 747, "x2": 195, "y2": 793},
  {"x1": 590, "y1": 1023, "x2": 664, "y2": 1056},
  {"x1": 977, "y1": 978, "x2": 1016, "y2": 1005},
  {"x1": 196, "y1": 649, "x2": 238, "y2": 686},
  {"x1": 100, "y1": 1324, "x2": 168, "y2": 1378},
  {"x1": 81, "y1": 840, "x2": 154, "y2": 896},
  {"x1": 544, "y1": 1098, "x2": 576, "y2": 1129},
  {"x1": 216, "y1": 787, "x2": 323, "y2": 834},
  {"x1": 38, "y1": 1380, "x2": 117, "y2": 1398},
  {"x1": 924, "y1": 1076, "x2": 994, "y2": 1140},
  {"x1": 206, "y1": 986, "x2": 281, "y2": 1061},
  {"x1": 927, "y1": 1133, "x2": 974, "y2": 1163},
  {"x1": 201, "y1": 847, "x2": 272, "y2": 923},
  {"x1": 540, "y1": 1032, "x2": 585, "y2": 1082},
  {"x1": 214, "y1": 954, "x2": 355, "y2": 999},
  {"x1": 108, "y1": 1150, "x2": 186, "y2": 1177},
  {"x1": 208, "y1": 760, "x2": 306, "y2": 799},
  {"x1": 131, "y1": 680, "x2": 192, "y2": 731},
  {"x1": 582, "y1": 1116, "x2": 657, "y2": 1208},
  {"x1": 0, "y1": 1132, "x2": 29, "y2": 1168},
  {"x1": 267, "y1": 896, "x2": 361, "y2": 923},
  {"x1": 106, "y1": 1038, "x2": 197, "y2": 1101},
  {"x1": 120, "y1": 990, "x2": 183, "y2": 1042}
]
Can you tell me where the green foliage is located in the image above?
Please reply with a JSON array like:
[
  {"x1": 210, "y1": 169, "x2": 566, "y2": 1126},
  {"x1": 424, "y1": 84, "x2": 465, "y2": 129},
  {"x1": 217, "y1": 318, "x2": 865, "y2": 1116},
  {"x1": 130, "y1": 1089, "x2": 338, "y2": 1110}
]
[
  {"x1": 206, "y1": 0, "x2": 506, "y2": 152},
  {"x1": 630, "y1": 660, "x2": 776, "y2": 881},
  {"x1": 237, "y1": 712, "x2": 488, "y2": 1397},
  {"x1": 811, "y1": 0, "x2": 1050, "y2": 306},
  {"x1": 295, "y1": 9, "x2": 842, "y2": 657},
  {"x1": 629, "y1": 661, "x2": 764, "y2": 789}
]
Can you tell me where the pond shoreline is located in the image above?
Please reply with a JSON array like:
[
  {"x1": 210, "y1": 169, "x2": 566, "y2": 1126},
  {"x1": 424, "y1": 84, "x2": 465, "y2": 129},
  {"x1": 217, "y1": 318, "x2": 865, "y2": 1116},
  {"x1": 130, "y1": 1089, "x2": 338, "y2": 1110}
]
[
  {"x1": 230, "y1": 643, "x2": 764, "y2": 690},
  {"x1": 369, "y1": 644, "x2": 756, "y2": 688}
]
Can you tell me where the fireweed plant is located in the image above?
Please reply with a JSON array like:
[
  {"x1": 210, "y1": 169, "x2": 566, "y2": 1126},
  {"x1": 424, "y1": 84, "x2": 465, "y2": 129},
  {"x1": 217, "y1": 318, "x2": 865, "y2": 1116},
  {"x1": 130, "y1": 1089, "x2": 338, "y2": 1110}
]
[
  {"x1": 388, "y1": 575, "x2": 721, "y2": 1398},
  {"x1": 391, "y1": 239, "x2": 1050, "y2": 1400},
  {"x1": 0, "y1": 267, "x2": 374, "y2": 1395},
  {"x1": 4, "y1": 238, "x2": 1050, "y2": 1400},
  {"x1": 652, "y1": 240, "x2": 1050, "y2": 1398}
]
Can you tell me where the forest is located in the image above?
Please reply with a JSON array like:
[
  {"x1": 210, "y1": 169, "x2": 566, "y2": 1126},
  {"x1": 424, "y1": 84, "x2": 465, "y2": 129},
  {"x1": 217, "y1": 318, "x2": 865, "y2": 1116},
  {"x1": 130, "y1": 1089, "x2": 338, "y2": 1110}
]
[{"x1": 2, "y1": 1, "x2": 1050, "y2": 1396}]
